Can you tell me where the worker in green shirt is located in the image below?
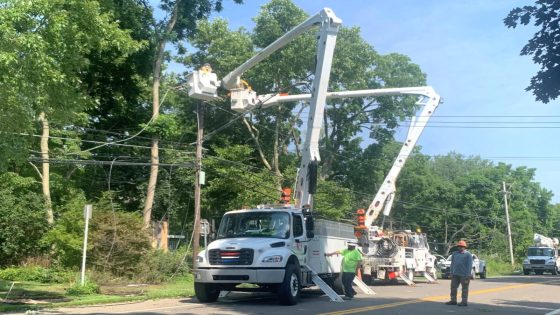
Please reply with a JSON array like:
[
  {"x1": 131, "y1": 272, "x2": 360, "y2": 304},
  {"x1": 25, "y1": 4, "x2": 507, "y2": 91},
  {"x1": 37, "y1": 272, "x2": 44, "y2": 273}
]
[{"x1": 325, "y1": 242, "x2": 363, "y2": 300}]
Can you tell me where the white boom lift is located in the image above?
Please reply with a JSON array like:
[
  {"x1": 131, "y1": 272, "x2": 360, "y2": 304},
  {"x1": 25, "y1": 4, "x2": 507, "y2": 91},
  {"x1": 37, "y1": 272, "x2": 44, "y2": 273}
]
[
  {"x1": 186, "y1": 4, "x2": 443, "y2": 303},
  {"x1": 186, "y1": 7, "x2": 341, "y2": 210}
]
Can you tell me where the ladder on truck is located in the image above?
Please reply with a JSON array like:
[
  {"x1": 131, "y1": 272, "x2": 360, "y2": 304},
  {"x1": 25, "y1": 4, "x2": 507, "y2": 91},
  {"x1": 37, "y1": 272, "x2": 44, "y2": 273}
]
[
  {"x1": 423, "y1": 271, "x2": 437, "y2": 283},
  {"x1": 354, "y1": 277, "x2": 376, "y2": 295},
  {"x1": 304, "y1": 265, "x2": 344, "y2": 302},
  {"x1": 399, "y1": 273, "x2": 415, "y2": 286}
]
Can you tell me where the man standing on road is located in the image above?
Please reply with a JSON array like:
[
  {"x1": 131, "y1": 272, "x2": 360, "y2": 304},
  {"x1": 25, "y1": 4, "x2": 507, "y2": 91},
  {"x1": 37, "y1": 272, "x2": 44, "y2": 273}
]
[
  {"x1": 445, "y1": 240, "x2": 473, "y2": 307},
  {"x1": 325, "y1": 242, "x2": 362, "y2": 300}
]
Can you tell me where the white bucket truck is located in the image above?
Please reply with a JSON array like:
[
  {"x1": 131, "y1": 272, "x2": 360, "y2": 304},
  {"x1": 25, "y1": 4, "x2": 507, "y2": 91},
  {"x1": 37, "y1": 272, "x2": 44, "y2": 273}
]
[
  {"x1": 523, "y1": 233, "x2": 560, "y2": 275},
  {"x1": 194, "y1": 207, "x2": 356, "y2": 305},
  {"x1": 186, "y1": 4, "x2": 442, "y2": 304}
]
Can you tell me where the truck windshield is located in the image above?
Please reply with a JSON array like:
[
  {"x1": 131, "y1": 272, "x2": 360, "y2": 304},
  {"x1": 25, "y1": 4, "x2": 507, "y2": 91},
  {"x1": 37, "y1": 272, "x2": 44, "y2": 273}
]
[
  {"x1": 217, "y1": 211, "x2": 290, "y2": 239},
  {"x1": 527, "y1": 248, "x2": 554, "y2": 256}
]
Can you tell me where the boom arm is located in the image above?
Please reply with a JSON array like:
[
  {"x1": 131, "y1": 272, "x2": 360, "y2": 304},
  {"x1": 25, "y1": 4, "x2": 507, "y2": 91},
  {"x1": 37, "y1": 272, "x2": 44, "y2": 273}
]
[
  {"x1": 363, "y1": 87, "x2": 440, "y2": 227},
  {"x1": 185, "y1": 8, "x2": 342, "y2": 211},
  {"x1": 237, "y1": 86, "x2": 440, "y2": 223},
  {"x1": 257, "y1": 86, "x2": 440, "y2": 225}
]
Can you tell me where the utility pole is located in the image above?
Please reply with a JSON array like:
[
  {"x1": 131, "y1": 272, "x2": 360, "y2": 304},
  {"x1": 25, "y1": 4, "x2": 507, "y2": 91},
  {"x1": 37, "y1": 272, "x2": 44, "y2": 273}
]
[
  {"x1": 502, "y1": 181, "x2": 514, "y2": 266},
  {"x1": 81, "y1": 204, "x2": 92, "y2": 285},
  {"x1": 192, "y1": 103, "x2": 205, "y2": 268}
]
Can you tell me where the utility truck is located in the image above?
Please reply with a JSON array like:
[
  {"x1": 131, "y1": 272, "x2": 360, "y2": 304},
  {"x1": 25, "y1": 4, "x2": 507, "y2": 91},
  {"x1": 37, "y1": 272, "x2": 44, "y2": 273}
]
[
  {"x1": 353, "y1": 87, "x2": 441, "y2": 285},
  {"x1": 523, "y1": 233, "x2": 560, "y2": 275},
  {"x1": 186, "y1": 6, "x2": 442, "y2": 305},
  {"x1": 188, "y1": 8, "x2": 358, "y2": 305}
]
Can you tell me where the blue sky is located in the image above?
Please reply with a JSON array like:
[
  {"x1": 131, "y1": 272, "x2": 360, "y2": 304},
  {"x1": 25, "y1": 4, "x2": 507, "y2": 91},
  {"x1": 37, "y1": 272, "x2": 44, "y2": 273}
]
[{"x1": 159, "y1": 1, "x2": 560, "y2": 201}]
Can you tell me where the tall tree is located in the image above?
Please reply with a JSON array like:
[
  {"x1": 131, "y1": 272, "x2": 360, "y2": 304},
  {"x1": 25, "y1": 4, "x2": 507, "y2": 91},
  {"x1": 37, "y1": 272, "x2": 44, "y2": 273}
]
[
  {"x1": 505, "y1": 1, "x2": 560, "y2": 103},
  {"x1": 0, "y1": 0, "x2": 142, "y2": 223},
  {"x1": 143, "y1": 0, "x2": 242, "y2": 229}
]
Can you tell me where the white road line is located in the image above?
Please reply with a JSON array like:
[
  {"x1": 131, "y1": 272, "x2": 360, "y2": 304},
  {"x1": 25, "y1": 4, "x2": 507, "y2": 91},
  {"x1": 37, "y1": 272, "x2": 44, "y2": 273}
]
[{"x1": 545, "y1": 308, "x2": 560, "y2": 315}]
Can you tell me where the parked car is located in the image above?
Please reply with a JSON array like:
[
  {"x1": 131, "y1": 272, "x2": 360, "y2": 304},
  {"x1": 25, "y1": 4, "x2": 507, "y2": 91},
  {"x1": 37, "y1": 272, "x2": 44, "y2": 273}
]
[
  {"x1": 434, "y1": 254, "x2": 447, "y2": 272},
  {"x1": 440, "y1": 253, "x2": 487, "y2": 279}
]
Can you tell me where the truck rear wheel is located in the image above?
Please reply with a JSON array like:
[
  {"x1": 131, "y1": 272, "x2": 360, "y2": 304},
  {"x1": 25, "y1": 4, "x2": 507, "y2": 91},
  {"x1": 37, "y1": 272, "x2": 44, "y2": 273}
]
[
  {"x1": 194, "y1": 282, "x2": 220, "y2": 303},
  {"x1": 278, "y1": 264, "x2": 301, "y2": 305}
]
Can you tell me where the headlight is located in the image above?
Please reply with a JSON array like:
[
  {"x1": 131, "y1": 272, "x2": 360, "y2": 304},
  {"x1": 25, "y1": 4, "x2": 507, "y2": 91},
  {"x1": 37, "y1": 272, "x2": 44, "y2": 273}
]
[
  {"x1": 523, "y1": 259, "x2": 529, "y2": 264},
  {"x1": 197, "y1": 256, "x2": 204, "y2": 263},
  {"x1": 546, "y1": 259, "x2": 555, "y2": 265},
  {"x1": 262, "y1": 255, "x2": 283, "y2": 263}
]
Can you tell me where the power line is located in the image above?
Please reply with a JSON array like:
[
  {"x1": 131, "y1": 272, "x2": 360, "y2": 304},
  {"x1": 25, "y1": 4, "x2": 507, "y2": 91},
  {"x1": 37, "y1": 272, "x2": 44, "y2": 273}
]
[{"x1": 29, "y1": 157, "x2": 195, "y2": 168}]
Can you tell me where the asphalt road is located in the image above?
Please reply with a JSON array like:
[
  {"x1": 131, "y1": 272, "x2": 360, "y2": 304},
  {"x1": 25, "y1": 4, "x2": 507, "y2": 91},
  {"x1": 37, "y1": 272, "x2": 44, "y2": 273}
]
[{"x1": 23, "y1": 275, "x2": 560, "y2": 315}]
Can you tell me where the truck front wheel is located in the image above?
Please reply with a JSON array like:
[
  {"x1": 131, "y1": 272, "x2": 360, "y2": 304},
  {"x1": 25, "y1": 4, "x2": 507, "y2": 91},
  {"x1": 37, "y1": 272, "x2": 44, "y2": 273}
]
[
  {"x1": 480, "y1": 267, "x2": 487, "y2": 279},
  {"x1": 523, "y1": 268, "x2": 530, "y2": 275},
  {"x1": 552, "y1": 265, "x2": 558, "y2": 275},
  {"x1": 194, "y1": 282, "x2": 220, "y2": 303},
  {"x1": 278, "y1": 264, "x2": 301, "y2": 305}
]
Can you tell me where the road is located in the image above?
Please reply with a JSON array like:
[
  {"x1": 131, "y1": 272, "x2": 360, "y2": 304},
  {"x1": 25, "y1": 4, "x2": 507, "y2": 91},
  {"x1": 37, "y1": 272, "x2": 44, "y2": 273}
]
[{"x1": 25, "y1": 275, "x2": 560, "y2": 315}]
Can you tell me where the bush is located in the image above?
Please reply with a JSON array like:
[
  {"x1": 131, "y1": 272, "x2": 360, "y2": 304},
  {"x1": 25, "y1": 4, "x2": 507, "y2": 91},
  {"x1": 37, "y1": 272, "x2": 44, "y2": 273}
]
[
  {"x1": 134, "y1": 248, "x2": 189, "y2": 283},
  {"x1": 0, "y1": 173, "x2": 48, "y2": 266},
  {"x1": 486, "y1": 258, "x2": 521, "y2": 277},
  {"x1": 0, "y1": 266, "x2": 75, "y2": 283},
  {"x1": 41, "y1": 192, "x2": 88, "y2": 268},
  {"x1": 89, "y1": 195, "x2": 151, "y2": 278},
  {"x1": 66, "y1": 280, "x2": 100, "y2": 295}
]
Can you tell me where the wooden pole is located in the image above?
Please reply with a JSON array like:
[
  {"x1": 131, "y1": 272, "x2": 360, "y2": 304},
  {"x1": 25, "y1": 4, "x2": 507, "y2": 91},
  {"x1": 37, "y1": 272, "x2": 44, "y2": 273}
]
[{"x1": 193, "y1": 103, "x2": 204, "y2": 267}]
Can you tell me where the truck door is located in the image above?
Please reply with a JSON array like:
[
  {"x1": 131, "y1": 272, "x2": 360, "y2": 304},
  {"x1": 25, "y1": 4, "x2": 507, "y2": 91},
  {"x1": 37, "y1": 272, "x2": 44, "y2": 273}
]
[{"x1": 292, "y1": 214, "x2": 307, "y2": 264}]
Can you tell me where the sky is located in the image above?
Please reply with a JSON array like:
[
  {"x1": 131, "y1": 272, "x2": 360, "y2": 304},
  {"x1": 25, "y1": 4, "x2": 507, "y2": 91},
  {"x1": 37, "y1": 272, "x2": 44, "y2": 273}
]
[{"x1": 162, "y1": 1, "x2": 560, "y2": 201}]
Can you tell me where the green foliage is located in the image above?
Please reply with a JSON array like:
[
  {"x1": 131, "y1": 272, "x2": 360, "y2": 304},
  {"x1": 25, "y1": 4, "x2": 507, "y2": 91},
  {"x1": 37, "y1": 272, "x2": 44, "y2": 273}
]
[
  {"x1": 135, "y1": 248, "x2": 189, "y2": 283},
  {"x1": 41, "y1": 192, "x2": 88, "y2": 267},
  {"x1": 0, "y1": 0, "x2": 144, "y2": 171},
  {"x1": 0, "y1": 266, "x2": 74, "y2": 284},
  {"x1": 0, "y1": 173, "x2": 48, "y2": 266},
  {"x1": 485, "y1": 257, "x2": 521, "y2": 277},
  {"x1": 89, "y1": 195, "x2": 151, "y2": 278},
  {"x1": 66, "y1": 280, "x2": 100, "y2": 295},
  {"x1": 314, "y1": 179, "x2": 354, "y2": 220},
  {"x1": 141, "y1": 114, "x2": 182, "y2": 138},
  {"x1": 204, "y1": 144, "x2": 281, "y2": 214},
  {"x1": 505, "y1": 1, "x2": 560, "y2": 103}
]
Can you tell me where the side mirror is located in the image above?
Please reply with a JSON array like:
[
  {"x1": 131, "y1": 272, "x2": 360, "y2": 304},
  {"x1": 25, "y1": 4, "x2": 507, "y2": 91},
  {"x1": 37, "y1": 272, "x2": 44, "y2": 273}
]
[
  {"x1": 305, "y1": 216, "x2": 314, "y2": 239},
  {"x1": 306, "y1": 230, "x2": 315, "y2": 239}
]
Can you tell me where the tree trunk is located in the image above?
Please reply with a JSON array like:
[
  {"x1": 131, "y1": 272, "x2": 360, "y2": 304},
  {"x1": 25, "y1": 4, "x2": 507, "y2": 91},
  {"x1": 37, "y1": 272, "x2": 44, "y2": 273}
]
[
  {"x1": 242, "y1": 116, "x2": 272, "y2": 170},
  {"x1": 39, "y1": 112, "x2": 54, "y2": 225},
  {"x1": 143, "y1": 0, "x2": 181, "y2": 229}
]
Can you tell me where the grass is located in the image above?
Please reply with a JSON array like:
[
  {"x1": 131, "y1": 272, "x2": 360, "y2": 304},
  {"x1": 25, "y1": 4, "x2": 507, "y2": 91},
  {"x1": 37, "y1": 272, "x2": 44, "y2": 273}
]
[
  {"x1": 0, "y1": 275, "x2": 195, "y2": 313},
  {"x1": 486, "y1": 260, "x2": 521, "y2": 277}
]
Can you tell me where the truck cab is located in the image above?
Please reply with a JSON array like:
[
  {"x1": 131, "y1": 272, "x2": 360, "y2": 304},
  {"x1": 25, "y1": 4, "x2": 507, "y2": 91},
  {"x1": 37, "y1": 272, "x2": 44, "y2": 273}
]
[
  {"x1": 523, "y1": 246, "x2": 560, "y2": 275},
  {"x1": 194, "y1": 205, "x2": 313, "y2": 305}
]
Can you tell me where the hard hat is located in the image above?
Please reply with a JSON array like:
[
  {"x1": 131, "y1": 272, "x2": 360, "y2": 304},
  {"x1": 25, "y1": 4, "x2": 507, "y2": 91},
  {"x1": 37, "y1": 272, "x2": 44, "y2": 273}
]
[{"x1": 456, "y1": 240, "x2": 467, "y2": 248}]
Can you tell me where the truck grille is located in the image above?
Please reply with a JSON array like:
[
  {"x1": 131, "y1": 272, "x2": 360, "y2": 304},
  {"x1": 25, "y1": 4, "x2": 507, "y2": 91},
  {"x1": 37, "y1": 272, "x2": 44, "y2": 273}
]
[
  {"x1": 530, "y1": 259, "x2": 545, "y2": 264},
  {"x1": 208, "y1": 249, "x2": 254, "y2": 265}
]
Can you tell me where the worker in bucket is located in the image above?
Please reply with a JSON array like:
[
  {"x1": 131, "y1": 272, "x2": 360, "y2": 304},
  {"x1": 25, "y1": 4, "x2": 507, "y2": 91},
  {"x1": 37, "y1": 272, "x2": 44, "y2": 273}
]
[
  {"x1": 445, "y1": 240, "x2": 473, "y2": 307},
  {"x1": 325, "y1": 242, "x2": 362, "y2": 300}
]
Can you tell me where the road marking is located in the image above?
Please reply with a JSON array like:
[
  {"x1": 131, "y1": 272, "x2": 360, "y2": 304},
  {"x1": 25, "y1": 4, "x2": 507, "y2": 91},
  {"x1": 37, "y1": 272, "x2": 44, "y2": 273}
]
[
  {"x1": 545, "y1": 308, "x2": 560, "y2": 315},
  {"x1": 318, "y1": 280, "x2": 560, "y2": 315}
]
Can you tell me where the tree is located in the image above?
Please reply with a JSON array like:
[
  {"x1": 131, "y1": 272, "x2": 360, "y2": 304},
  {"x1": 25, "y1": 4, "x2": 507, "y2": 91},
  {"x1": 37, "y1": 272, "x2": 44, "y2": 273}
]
[
  {"x1": 0, "y1": 0, "x2": 142, "y2": 224},
  {"x1": 143, "y1": 0, "x2": 242, "y2": 229},
  {"x1": 505, "y1": 1, "x2": 560, "y2": 103}
]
